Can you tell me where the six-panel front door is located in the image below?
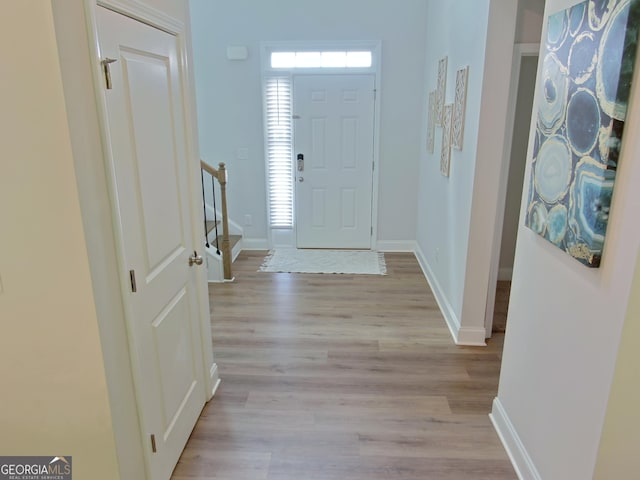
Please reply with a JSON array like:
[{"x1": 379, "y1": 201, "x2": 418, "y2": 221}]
[
  {"x1": 97, "y1": 7, "x2": 206, "y2": 479},
  {"x1": 294, "y1": 75, "x2": 375, "y2": 249}
]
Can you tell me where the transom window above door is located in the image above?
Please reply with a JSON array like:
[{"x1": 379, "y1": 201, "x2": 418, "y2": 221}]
[{"x1": 271, "y1": 51, "x2": 372, "y2": 69}]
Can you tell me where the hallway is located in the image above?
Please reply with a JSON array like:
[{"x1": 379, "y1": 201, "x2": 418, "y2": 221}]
[{"x1": 172, "y1": 252, "x2": 516, "y2": 479}]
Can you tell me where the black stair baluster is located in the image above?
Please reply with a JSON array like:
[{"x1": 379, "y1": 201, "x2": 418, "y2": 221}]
[
  {"x1": 201, "y1": 168, "x2": 210, "y2": 248},
  {"x1": 212, "y1": 173, "x2": 221, "y2": 255}
]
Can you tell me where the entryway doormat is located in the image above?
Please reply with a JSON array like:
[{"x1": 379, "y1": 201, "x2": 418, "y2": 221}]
[{"x1": 259, "y1": 249, "x2": 387, "y2": 275}]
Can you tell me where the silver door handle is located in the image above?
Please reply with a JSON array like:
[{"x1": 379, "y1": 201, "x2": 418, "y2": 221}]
[{"x1": 189, "y1": 251, "x2": 203, "y2": 266}]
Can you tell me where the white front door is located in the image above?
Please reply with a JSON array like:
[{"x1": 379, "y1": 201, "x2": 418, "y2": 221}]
[
  {"x1": 294, "y1": 75, "x2": 375, "y2": 249},
  {"x1": 97, "y1": 7, "x2": 206, "y2": 480}
]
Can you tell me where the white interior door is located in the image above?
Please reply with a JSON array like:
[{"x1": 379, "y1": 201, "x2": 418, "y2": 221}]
[
  {"x1": 97, "y1": 7, "x2": 206, "y2": 480},
  {"x1": 294, "y1": 74, "x2": 375, "y2": 249}
]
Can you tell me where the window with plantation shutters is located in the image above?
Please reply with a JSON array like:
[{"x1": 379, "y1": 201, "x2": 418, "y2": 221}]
[{"x1": 265, "y1": 76, "x2": 293, "y2": 228}]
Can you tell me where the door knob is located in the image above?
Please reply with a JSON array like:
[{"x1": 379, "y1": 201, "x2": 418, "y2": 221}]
[
  {"x1": 189, "y1": 251, "x2": 204, "y2": 266},
  {"x1": 298, "y1": 176, "x2": 304, "y2": 182}
]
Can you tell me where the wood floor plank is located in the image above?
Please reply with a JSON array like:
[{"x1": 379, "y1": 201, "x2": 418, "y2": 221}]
[
  {"x1": 244, "y1": 391, "x2": 452, "y2": 416},
  {"x1": 267, "y1": 455, "x2": 515, "y2": 480},
  {"x1": 172, "y1": 251, "x2": 515, "y2": 479}
]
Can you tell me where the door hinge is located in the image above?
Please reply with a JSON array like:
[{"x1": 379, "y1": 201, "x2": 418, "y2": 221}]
[
  {"x1": 129, "y1": 270, "x2": 137, "y2": 293},
  {"x1": 373, "y1": 88, "x2": 377, "y2": 100},
  {"x1": 150, "y1": 434, "x2": 157, "y2": 453},
  {"x1": 101, "y1": 57, "x2": 117, "y2": 90},
  {"x1": 372, "y1": 161, "x2": 375, "y2": 172},
  {"x1": 371, "y1": 226, "x2": 373, "y2": 236}
]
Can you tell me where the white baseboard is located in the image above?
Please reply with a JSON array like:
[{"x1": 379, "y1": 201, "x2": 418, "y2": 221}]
[
  {"x1": 457, "y1": 326, "x2": 488, "y2": 346},
  {"x1": 242, "y1": 238, "x2": 270, "y2": 250},
  {"x1": 414, "y1": 245, "x2": 462, "y2": 344},
  {"x1": 498, "y1": 267, "x2": 513, "y2": 281},
  {"x1": 414, "y1": 245, "x2": 486, "y2": 346},
  {"x1": 490, "y1": 397, "x2": 542, "y2": 480},
  {"x1": 376, "y1": 240, "x2": 417, "y2": 252},
  {"x1": 208, "y1": 363, "x2": 220, "y2": 401}
]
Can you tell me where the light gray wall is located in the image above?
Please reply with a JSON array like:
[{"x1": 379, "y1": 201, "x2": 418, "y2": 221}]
[
  {"x1": 416, "y1": 0, "x2": 519, "y2": 344},
  {"x1": 494, "y1": 0, "x2": 640, "y2": 476},
  {"x1": 189, "y1": 0, "x2": 428, "y2": 246},
  {"x1": 515, "y1": 0, "x2": 545, "y2": 43},
  {"x1": 416, "y1": 0, "x2": 491, "y2": 330}
]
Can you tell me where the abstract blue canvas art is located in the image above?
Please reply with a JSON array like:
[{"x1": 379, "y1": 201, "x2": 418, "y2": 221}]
[{"x1": 526, "y1": 0, "x2": 639, "y2": 267}]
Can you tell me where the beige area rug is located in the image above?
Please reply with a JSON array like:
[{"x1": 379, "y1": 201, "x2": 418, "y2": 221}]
[{"x1": 259, "y1": 248, "x2": 387, "y2": 275}]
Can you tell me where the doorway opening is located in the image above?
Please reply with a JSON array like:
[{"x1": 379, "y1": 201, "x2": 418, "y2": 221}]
[{"x1": 486, "y1": 44, "x2": 540, "y2": 335}]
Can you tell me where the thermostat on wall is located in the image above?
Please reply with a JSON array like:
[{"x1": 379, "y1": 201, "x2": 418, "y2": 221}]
[{"x1": 226, "y1": 46, "x2": 248, "y2": 61}]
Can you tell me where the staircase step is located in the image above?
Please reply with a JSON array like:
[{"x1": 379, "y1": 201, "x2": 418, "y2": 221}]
[{"x1": 212, "y1": 234, "x2": 242, "y2": 251}]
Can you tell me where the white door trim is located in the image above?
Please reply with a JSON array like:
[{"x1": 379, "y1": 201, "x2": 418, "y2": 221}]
[
  {"x1": 97, "y1": 0, "x2": 184, "y2": 33},
  {"x1": 260, "y1": 41, "x2": 382, "y2": 249},
  {"x1": 485, "y1": 43, "x2": 540, "y2": 337},
  {"x1": 81, "y1": 1, "x2": 217, "y2": 477}
]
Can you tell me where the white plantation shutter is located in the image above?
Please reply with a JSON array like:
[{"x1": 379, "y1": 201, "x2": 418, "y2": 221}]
[{"x1": 265, "y1": 76, "x2": 293, "y2": 228}]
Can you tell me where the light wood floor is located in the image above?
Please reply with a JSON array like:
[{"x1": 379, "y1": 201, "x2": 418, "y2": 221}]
[{"x1": 172, "y1": 252, "x2": 516, "y2": 480}]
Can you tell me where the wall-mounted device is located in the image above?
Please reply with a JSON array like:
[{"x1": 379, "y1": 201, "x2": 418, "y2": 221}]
[{"x1": 226, "y1": 46, "x2": 248, "y2": 61}]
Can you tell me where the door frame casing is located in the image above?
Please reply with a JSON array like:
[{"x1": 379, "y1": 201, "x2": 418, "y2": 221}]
[
  {"x1": 484, "y1": 43, "x2": 540, "y2": 337},
  {"x1": 260, "y1": 41, "x2": 382, "y2": 249},
  {"x1": 72, "y1": 1, "x2": 217, "y2": 478}
]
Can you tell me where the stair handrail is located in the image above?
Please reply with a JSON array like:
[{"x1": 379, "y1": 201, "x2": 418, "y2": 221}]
[
  {"x1": 200, "y1": 160, "x2": 219, "y2": 179},
  {"x1": 200, "y1": 160, "x2": 232, "y2": 280}
]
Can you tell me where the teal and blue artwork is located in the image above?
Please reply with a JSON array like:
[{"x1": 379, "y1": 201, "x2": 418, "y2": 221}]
[{"x1": 526, "y1": 0, "x2": 640, "y2": 267}]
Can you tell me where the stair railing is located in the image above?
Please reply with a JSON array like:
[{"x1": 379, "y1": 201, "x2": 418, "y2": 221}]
[{"x1": 200, "y1": 160, "x2": 232, "y2": 280}]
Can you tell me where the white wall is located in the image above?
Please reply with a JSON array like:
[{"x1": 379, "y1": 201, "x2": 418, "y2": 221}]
[
  {"x1": 415, "y1": 0, "x2": 490, "y2": 337},
  {"x1": 459, "y1": 0, "x2": 519, "y2": 343},
  {"x1": 416, "y1": 0, "x2": 518, "y2": 344},
  {"x1": 515, "y1": 0, "x2": 545, "y2": 44},
  {"x1": 189, "y1": 0, "x2": 428, "y2": 247},
  {"x1": 492, "y1": 0, "x2": 640, "y2": 477},
  {"x1": 0, "y1": 3, "x2": 120, "y2": 478},
  {"x1": 594, "y1": 246, "x2": 640, "y2": 479}
]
